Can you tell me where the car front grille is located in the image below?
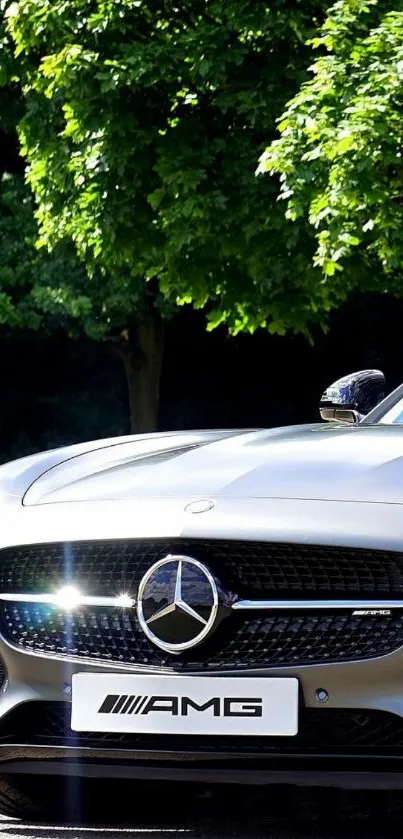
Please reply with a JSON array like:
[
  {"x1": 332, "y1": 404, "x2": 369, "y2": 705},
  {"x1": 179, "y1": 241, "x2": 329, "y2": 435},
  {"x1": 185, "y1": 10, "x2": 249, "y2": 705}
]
[
  {"x1": 2, "y1": 539, "x2": 403, "y2": 597},
  {"x1": 2, "y1": 602, "x2": 402, "y2": 669},
  {"x1": 2, "y1": 702, "x2": 403, "y2": 757},
  {"x1": 1, "y1": 539, "x2": 403, "y2": 668}
]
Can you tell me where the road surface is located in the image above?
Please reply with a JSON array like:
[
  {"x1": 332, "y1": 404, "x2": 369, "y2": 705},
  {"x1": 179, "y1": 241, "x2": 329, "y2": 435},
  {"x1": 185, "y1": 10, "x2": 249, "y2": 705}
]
[{"x1": 0, "y1": 782, "x2": 402, "y2": 839}]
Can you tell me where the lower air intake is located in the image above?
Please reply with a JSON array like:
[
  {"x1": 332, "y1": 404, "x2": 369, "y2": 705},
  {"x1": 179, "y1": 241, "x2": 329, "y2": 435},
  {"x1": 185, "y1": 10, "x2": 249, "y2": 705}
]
[{"x1": 2, "y1": 703, "x2": 403, "y2": 757}]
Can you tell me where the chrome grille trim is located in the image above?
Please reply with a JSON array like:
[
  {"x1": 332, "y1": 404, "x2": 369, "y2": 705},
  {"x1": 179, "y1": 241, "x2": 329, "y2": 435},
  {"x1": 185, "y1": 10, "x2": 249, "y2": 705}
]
[
  {"x1": 0, "y1": 593, "x2": 135, "y2": 608},
  {"x1": 0, "y1": 593, "x2": 401, "y2": 612},
  {"x1": 233, "y1": 599, "x2": 403, "y2": 611}
]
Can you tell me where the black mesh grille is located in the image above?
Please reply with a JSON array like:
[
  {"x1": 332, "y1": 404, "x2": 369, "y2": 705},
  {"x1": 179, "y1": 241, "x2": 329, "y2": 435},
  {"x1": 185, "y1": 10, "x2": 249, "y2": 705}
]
[
  {"x1": 1, "y1": 539, "x2": 403, "y2": 597},
  {"x1": 3, "y1": 702, "x2": 403, "y2": 757},
  {"x1": 2, "y1": 603, "x2": 402, "y2": 668},
  {"x1": 1, "y1": 539, "x2": 403, "y2": 668}
]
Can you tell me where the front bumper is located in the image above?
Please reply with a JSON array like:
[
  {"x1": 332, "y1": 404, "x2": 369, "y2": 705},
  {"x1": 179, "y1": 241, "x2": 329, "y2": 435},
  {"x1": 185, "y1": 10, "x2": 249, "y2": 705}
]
[{"x1": 1, "y1": 636, "x2": 403, "y2": 788}]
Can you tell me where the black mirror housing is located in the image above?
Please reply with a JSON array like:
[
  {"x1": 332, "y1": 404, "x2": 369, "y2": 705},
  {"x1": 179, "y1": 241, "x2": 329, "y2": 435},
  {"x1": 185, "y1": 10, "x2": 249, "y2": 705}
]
[{"x1": 320, "y1": 370, "x2": 385, "y2": 424}]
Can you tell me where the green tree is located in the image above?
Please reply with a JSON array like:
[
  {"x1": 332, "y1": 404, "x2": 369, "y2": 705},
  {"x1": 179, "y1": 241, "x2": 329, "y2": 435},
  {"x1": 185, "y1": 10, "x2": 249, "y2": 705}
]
[
  {"x1": 3, "y1": 0, "x2": 331, "y2": 432},
  {"x1": 260, "y1": 0, "x2": 403, "y2": 296},
  {"x1": 0, "y1": 171, "x2": 93, "y2": 333},
  {"x1": 0, "y1": 9, "x2": 91, "y2": 377}
]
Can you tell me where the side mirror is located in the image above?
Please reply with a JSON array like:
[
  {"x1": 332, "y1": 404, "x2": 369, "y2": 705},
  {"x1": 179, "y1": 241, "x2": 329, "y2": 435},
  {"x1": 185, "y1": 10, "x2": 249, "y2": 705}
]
[{"x1": 320, "y1": 370, "x2": 385, "y2": 424}]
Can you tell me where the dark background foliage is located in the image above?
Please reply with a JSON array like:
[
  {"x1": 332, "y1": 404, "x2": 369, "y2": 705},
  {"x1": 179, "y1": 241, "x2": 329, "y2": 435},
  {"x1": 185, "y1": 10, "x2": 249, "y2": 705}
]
[{"x1": 0, "y1": 291, "x2": 401, "y2": 465}]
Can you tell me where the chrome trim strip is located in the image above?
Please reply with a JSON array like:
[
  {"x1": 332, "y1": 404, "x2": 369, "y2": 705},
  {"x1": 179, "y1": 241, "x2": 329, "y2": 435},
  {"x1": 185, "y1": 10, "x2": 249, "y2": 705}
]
[
  {"x1": 233, "y1": 599, "x2": 403, "y2": 610},
  {"x1": 0, "y1": 593, "x2": 135, "y2": 608},
  {"x1": 0, "y1": 593, "x2": 401, "y2": 612}
]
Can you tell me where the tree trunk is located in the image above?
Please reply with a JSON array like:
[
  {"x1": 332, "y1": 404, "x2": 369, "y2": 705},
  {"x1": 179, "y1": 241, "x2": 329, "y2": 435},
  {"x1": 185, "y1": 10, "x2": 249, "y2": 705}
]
[{"x1": 119, "y1": 314, "x2": 164, "y2": 434}]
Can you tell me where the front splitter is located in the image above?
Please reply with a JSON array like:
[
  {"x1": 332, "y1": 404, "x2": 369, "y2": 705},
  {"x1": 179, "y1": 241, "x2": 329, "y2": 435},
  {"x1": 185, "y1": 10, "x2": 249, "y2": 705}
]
[{"x1": 0, "y1": 745, "x2": 403, "y2": 789}]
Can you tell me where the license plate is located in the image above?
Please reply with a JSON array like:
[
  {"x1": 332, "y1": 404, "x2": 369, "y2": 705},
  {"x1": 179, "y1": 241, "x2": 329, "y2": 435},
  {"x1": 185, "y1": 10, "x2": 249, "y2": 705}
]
[{"x1": 71, "y1": 674, "x2": 298, "y2": 736}]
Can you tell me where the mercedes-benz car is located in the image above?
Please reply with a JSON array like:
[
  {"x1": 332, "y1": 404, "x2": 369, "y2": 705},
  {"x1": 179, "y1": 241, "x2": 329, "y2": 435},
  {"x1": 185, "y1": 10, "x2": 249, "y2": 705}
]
[{"x1": 2, "y1": 368, "x2": 403, "y2": 818}]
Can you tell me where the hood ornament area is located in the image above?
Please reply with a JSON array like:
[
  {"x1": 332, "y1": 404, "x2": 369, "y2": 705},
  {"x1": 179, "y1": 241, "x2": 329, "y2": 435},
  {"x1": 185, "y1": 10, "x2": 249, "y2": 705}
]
[
  {"x1": 184, "y1": 499, "x2": 215, "y2": 514},
  {"x1": 136, "y1": 556, "x2": 219, "y2": 654}
]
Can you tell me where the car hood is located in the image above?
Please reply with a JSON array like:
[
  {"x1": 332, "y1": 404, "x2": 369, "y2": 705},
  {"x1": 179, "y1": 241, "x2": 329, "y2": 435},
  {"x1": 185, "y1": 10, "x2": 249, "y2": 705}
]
[{"x1": 14, "y1": 423, "x2": 403, "y2": 506}]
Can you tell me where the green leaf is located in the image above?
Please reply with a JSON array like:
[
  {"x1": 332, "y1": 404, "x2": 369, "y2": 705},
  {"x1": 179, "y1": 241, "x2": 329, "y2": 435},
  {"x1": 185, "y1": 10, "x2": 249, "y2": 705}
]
[{"x1": 1, "y1": 0, "x2": 357, "y2": 345}]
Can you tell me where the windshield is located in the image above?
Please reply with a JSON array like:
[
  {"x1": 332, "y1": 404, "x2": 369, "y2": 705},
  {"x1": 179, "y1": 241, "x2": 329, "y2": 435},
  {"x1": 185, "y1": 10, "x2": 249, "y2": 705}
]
[{"x1": 378, "y1": 399, "x2": 403, "y2": 425}]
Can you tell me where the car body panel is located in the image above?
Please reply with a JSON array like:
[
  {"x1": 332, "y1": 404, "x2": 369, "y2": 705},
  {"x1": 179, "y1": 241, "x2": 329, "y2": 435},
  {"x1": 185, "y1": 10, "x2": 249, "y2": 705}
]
[
  {"x1": 0, "y1": 426, "x2": 403, "y2": 552},
  {"x1": 12, "y1": 424, "x2": 403, "y2": 507},
  {"x1": 1, "y1": 425, "x2": 403, "y2": 786},
  {"x1": 1, "y1": 494, "x2": 403, "y2": 554}
]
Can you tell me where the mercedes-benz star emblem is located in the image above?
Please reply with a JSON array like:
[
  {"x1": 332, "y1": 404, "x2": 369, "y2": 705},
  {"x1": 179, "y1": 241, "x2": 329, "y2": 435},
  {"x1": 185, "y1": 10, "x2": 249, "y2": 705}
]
[{"x1": 137, "y1": 555, "x2": 219, "y2": 653}]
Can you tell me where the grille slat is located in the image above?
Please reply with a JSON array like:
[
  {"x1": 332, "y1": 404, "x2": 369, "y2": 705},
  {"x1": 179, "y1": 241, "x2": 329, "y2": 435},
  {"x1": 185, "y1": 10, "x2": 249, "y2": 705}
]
[{"x1": 1, "y1": 539, "x2": 403, "y2": 668}]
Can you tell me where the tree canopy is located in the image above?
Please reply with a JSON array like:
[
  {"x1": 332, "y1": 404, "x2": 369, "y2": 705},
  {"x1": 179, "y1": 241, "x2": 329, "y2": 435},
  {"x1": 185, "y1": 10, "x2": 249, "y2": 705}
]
[
  {"x1": 2, "y1": 0, "x2": 333, "y2": 338},
  {"x1": 0, "y1": 171, "x2": 93, "y2": 335},
  {"x1": 0, "y1": 11, "x2": 89, "y2": 341},
  {"x1": 260, "y1": 0, "x2": 403, "y2": 292}
]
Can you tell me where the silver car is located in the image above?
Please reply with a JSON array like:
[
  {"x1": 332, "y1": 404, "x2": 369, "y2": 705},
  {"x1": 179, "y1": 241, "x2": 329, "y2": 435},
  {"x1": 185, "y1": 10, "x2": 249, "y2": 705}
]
[{"x1": 1, "y1": 368, "x2": 403, "y2": 818}]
